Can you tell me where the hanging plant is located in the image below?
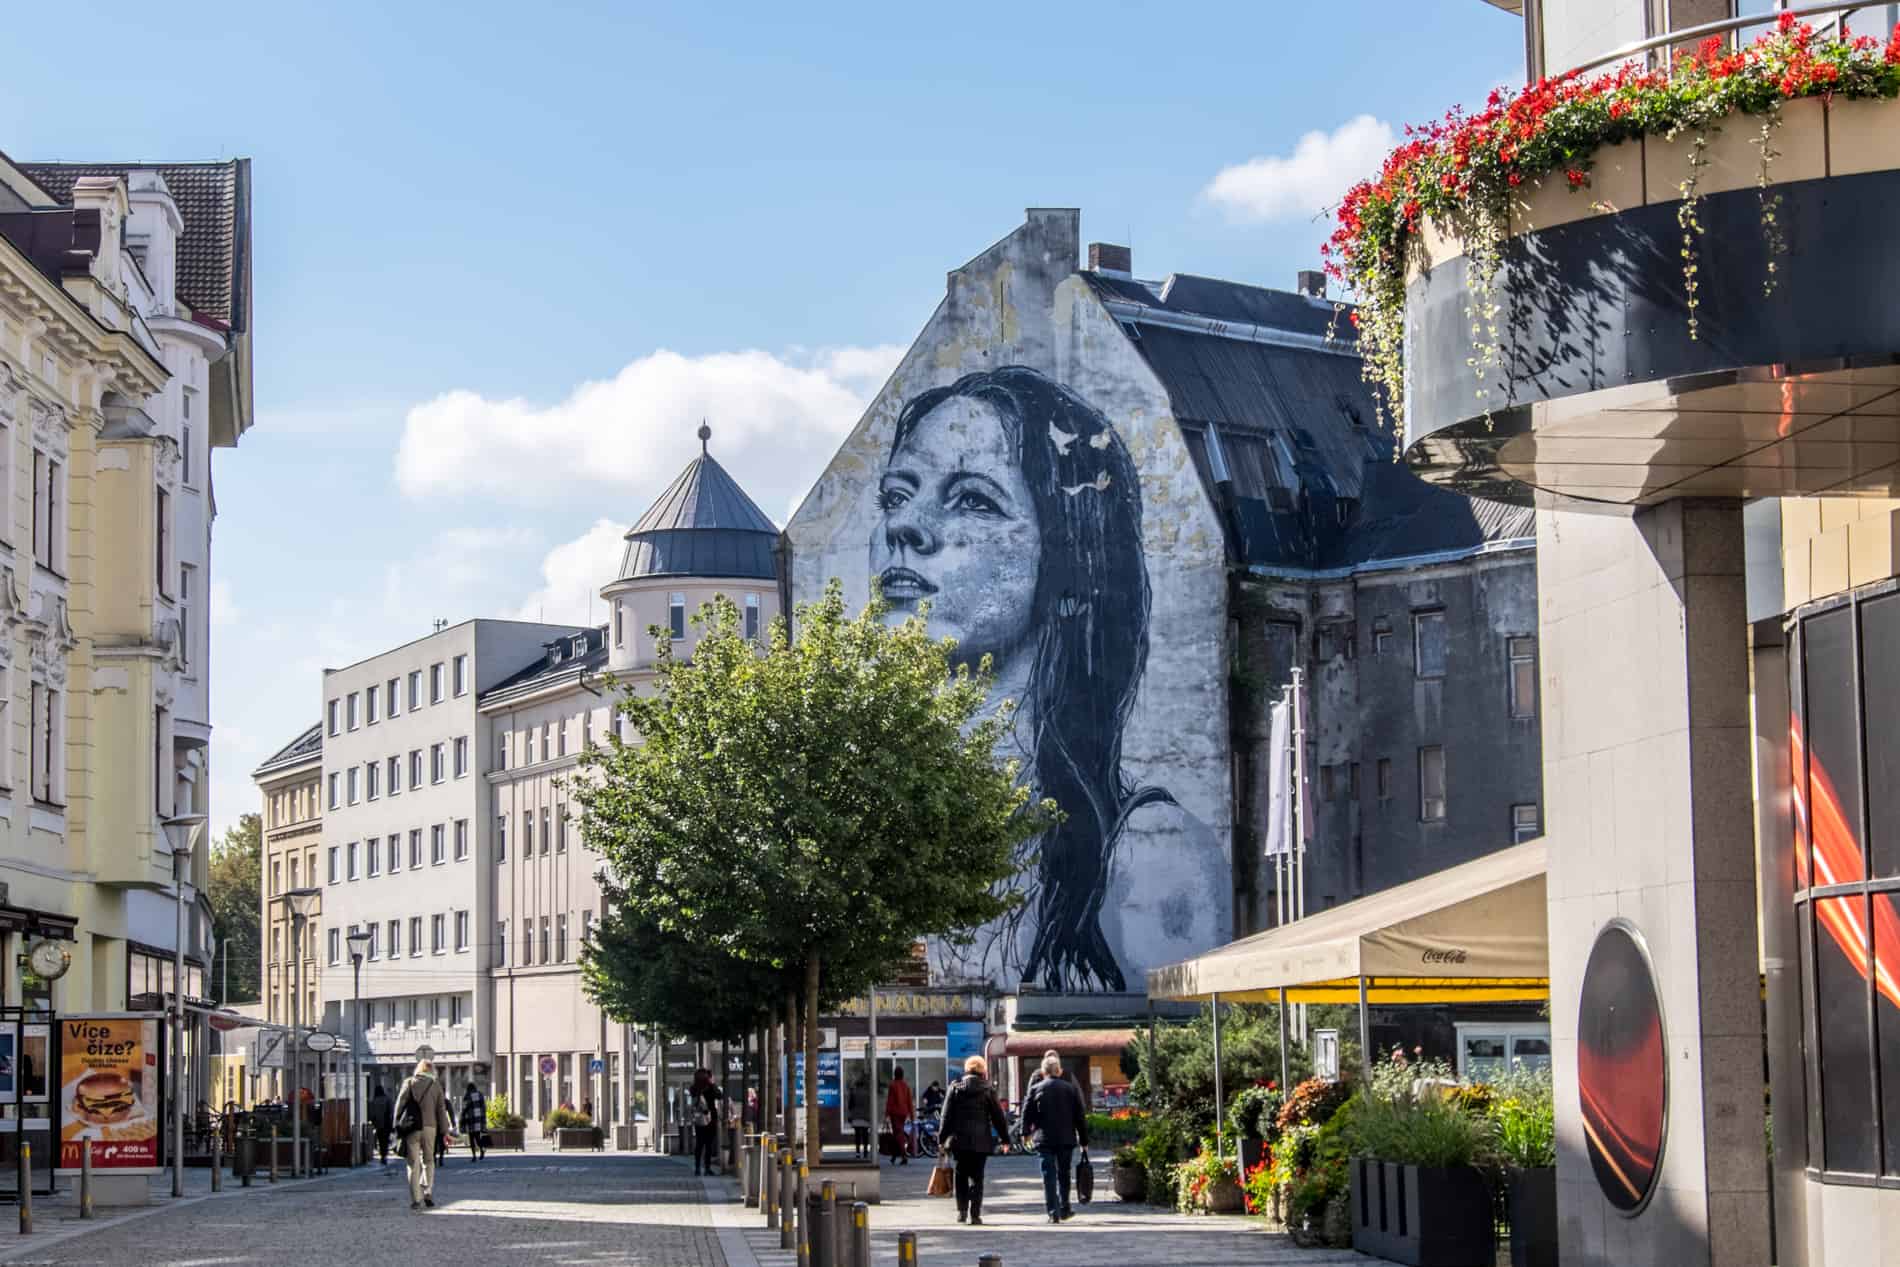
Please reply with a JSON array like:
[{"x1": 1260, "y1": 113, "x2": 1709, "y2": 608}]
[{"x1": 1323, "y1": 15, "x2": 1900, "y2": 429}]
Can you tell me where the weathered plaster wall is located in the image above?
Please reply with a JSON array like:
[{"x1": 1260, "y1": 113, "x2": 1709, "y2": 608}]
[{"x1": 784, "y1": 210, "x2": 1232, "y2": 996}]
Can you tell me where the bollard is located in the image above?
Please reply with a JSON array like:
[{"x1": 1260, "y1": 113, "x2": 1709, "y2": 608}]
[
  {"x1": 820, "y1": 1178, "x2": 838, "y2": 1267},
  {"x1": 897, "y1": 1230, "x2": 918, "y2": 1266},
  {"x1": 806, "y1": 1190, "x2": 828, "y2": 1267},
  {"x1": 80, "y1": 1142, "x2": 92, "y2": 1218},
  {"x1": 745, "y1": 1133, "x2": 760, "y2": 1208},
  {"x1": 212, "y1": 1127, "x2": 223, "y2": 1193},
  {"x1": 767, "y1": 1147, "x2": 781, "y2": 1229},
  {"x1": 779, "y1": 1152, "x2": 796, "y2": 1250},
  {"x1": 18, "y1": 1142, "x2": 30, "y2": 1234},
  {"x1": 269, "y1": 1124, "x2": 279, "y2": 1183},
  {"x1": 851, "y1": 1201, "x2": 870, "y2": 1267}
]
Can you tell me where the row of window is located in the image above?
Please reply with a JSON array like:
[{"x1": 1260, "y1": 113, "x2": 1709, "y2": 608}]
[
  {"x1": 324, "y1": 823, "x2": 471, "y2": 885},
  {"x1": 365, "y1": 994, "x2": 470, "y2": 1031},
  {"x1": 331, "y1": 910, "x2": 470, "y2": 962},
  {"x1": 1349, "y1": 615, "x2": 1538, "y2": 720},
  {"x1": 611, "y1": 591, "x2": 762, "y2": 651},
  {"x1": 1308, "y1": 749, "x2": 1539, "y2": 837},
  {"x1": 326, "y1": 739, "x2": 467, "y2": 809},
  {"x1": 266, "y1": 779, "x2": 322, "y2": 830},
  {"x1": 494, "y1": 804, "x2": 570, "y2": 861},
  {"x1": 497, "y1": 716, "x2": 588, "y2": 771},
  {"x1": 327, "y1": 655, "x2": 468, "y2": 737},
  {"x1": 496, "y1": 910, "x2": 593, "y2": 968}
]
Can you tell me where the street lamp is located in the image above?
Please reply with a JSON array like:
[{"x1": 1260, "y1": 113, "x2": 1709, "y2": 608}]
[
  {"x1": 347, "y1": 929, "x2": 371, "y2": 1166},
  {"x1": 280, "y1": 887, "x2": 321, "y2": 1177},
  {"x1": 162, "y1": 813, "x2": 206, "y2": 1199}
]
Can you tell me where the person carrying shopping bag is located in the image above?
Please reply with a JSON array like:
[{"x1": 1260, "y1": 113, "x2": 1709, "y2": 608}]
[
  {"x1": 393, "y1": 1059, "x2": 455, "y2": 1211},
  {"x1": 937, "y1": 1055, "x2": 1009, "y2": 1225}
]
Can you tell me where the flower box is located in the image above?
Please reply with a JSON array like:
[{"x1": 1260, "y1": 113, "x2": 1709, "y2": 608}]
[
  {"x1": 1644, "y1": 95, "x2": 1824, "y2": 201},
  {"x1": 1110, "y1": 1161, "x2": 1146, "y2": 1202},
  {"x1": 1506, "y1": 1166, "x2": 1557, "y2": 1267},
  {"x1": 1204, "y1": 1175, "x2": 1245, "y2": 1215},
  {"x1": 555, "y1": 1126, "x2": 603, "y2": 1151},
  {"x1": 485, "y1": 1127, "x2": 526, "y2": 1152},
  {"x1": 1509, "y1": 138, "x2": 1644, "y2": 236},
  {"x1": 1349, "y1": 1158, "x2": 1493, "y2": 1267},
  {"x1": 1828, "y1": 95, "x2": 1900, "y2": 178}
]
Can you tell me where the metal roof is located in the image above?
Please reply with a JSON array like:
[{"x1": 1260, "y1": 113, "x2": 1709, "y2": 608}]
[
  {"x1": 253, "y1": 722, "x2": 321, "y2": 778},
  {"x1": 480, "y1": 625, "x2": 611, "y2": 705},
  {"x1": 618, "y1": 444, "x2": 779, "y2": 582}
]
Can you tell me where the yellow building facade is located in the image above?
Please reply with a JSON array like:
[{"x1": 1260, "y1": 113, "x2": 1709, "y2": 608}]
[{"x1": 253, "y1": 723, "x2": 321, "y2": 1100}]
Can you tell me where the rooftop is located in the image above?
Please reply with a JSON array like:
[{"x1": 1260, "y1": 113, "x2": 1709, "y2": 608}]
[
  {"x1": 253, "y1": 722, "x2": 321, "y2": 779},
  {"x1": 617, "y1": 426, "x2": 780, "y2": 582}
]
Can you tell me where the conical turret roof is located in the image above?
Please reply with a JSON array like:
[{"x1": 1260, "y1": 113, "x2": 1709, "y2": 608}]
[{"x1": 616, "y1": 427, "x2": 779, "y2": 582}]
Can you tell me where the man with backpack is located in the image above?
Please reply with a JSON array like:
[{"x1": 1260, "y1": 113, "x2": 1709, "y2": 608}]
[{"x1": 393, "y1": 1059, "x2": 455, "y2": 1210}]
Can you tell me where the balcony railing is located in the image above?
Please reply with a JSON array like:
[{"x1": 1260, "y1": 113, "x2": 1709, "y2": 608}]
[{"x1": 1565, "y1": 2, "x2": 1872, "y2": 77}]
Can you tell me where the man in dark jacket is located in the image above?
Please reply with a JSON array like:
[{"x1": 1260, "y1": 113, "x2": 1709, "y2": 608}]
[
  {"x1": 368, "y1": 1085, "x2": 394, "y2": 1165},
  {"x1": 1021, "y1": 1053, "x2": 1089, "y2": 1223}
]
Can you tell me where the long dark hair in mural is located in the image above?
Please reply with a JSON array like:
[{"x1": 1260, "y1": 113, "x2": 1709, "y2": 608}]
[{"x1": 871, "y1": 365, "x2": 1164, "y2": 992}]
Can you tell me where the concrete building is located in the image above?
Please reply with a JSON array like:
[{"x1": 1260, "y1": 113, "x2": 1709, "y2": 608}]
[
  {"x1": 252, "y1": 722, "x2": 321, "y2": 1100},
  {"x1": 316, "y1": 619, "x2": 586, "y2": 1099},
  {"x1": 785, "y1": 211, "x2": 1542, "y2": 1097},
  {"x1": 483, "y1": 435, "x2": 783, "y2": 1125}
]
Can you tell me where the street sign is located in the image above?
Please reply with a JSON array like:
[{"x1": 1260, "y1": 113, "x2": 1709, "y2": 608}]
[
  {"x1": 539, "y1": 1056, "x2": 557, "y2": 1075},
  {"x1": 304, "y1": 1032, "x2": 338, "y2": 1052},
  {"x1": 207, "y1": 1010, "x2": 245, "y2": 1033},
  {"x1": 588, "y1": 1058, "x2": 603, "y2": 1074}
]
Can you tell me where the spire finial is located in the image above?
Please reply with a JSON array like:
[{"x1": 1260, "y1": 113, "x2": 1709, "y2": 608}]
[{"x1": 697, "y1": 420, "x2": 711, "y2": 456}]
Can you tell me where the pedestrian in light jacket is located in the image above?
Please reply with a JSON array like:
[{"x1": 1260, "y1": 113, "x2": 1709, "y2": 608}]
[
  {"x1": 1022, "y1": 1053, "x2": 1090, "y2": 1223},
  {"x1": 393, "y1": 1060, "x2": 455, "y2": 1211}
]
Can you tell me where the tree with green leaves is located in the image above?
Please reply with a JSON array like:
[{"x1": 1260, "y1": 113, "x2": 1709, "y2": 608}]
[
  {"x1": 575, "y1": 581, "x2": 1051, "y2": 1157},
  {"x1": 207, "y1": 813, "x2": 262, "y2": 1004}
]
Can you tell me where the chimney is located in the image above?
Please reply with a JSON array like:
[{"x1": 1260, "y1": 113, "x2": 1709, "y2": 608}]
[
  {"x1": 1088, "y1": 242, "x2": 1132, "y2": 276},
  {"x1": 1296, "y1": 270, "x2": 1327, "y2": 298}
]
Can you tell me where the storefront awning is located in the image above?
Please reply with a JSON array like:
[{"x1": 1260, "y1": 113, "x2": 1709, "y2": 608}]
[
  {"x1": 1147, "y1": 839, "x2": 1549, "y2": 1005},
  {"x1": 1003, "y1": 1028, "x2": 1137, "y2": 1056}
]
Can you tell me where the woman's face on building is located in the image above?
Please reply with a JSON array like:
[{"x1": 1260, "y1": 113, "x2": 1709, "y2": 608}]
[{"x1": 872, "y1": 395, "x2": 1042, "y2": 668}]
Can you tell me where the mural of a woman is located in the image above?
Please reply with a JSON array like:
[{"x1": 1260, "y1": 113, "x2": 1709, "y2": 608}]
[{"x1": 870, "y1": 365, "x2": 1220, "y2": 992}]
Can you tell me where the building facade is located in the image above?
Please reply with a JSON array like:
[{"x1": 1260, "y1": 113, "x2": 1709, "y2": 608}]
[
  {"x1": 252, "y1": 722, "x2": 321, "y2": 1100},
  {"x1": 784, "y1": 211, "x2": 1541, "y2": 1073}
]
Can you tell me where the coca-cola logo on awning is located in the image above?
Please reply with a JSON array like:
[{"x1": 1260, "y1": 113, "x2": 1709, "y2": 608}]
[{"x1": 1421, "y1": 948, "x2": 1469, "y2": 965}]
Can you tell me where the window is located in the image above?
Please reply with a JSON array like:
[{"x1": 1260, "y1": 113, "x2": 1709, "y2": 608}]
[
  {"x1": 556, "y1": 914, "x2": 568, "y2": 963},
  {"x1": 387, "y1": 755, "x2": 401, "y2": 796},
  {"x1": 1413, "y1": 610, "x2": 1447, "y2": 678},
  {"x1": 346, "y1": 766, "x2": 359, "y2": 805},
  {"x1": 1508, "y1": 636, "x2": 1537, "y2": 719},
  {"x1": 347, "y1": 841, "x2": 358, "y2": 880},
  {"x1": 1377, "y1": 757, "x2": 1392, "y2": 800},
  {"x1": 450, "y1": 995, "x2": 464, "y2": 1026},
  {"x1": 541, "y1": 722, "x2": 551, "y2": 759},
  {"x1": 387, "y1": 677, "x2": 401, "y2": 717},
  {"x1": 410, "y1": 916, "x2": 424, "y2": 956},
  {"x1": 367, "y1": 836, "x2": 381, "y2": 877},
  {"x1": 429, "y1": 996, "x2": 442, "y2": 1027},
  {"x1": 522, "y1": 919, "x2": 533, "y2": 965},
  {"x1": 406, "y1": 998, "x2": 418, "y2": 1027},
  {"x1": 387, "y1": 836, "x2": 400, "y2": 874},
  {"x1": 346, "y1": 692, "x2": 359, "y2": 730},
  {"x1": 498, "y1": 728, "x2": 509, "y2": 770},
  {"x1": 181, "y1": 414, "x2": 193, "y2": 484},
  {"x1": 432, "y1": 914, "x2": 446, "y2": 954},
  {"x1": 541, "y1": 807, "x2": 551, "y2": 855},
  {"x1": 409, "y1": 749, "x2": 422, "y2": 788},
  {"x1": 328, "y1": 699, "x2": 339, "y2": 736},
  {"x1": 178, "y1": 564, "x2": 193, "y2": 670},
  {"x1": 455, "y1": 911, "x2": 469, "y2": 952},
  {"x1": 154, "y1": 705, "x2": 169, "y2": 815},
  {"x1": 1511, "y1": 803, "x2": 1541, "y2": 843},
  {"x1": 156, "y1": 486, "x2": 171, "y2": 596},
  {"x1": 367, "y1": 924, "x2": 380, "y2": 959},
  {"x1": 1419, "y1": 746, "x2": 1446, "y2": 821},
  {"x1": 29, "y1": 682, "x2": 57, "y2": 804},
  {"x1": 366, "y1": 760, "x2": 379, "y2": 800},
  {"x1": 408, "y1": 829, "x2": 422, "y2": 869},
  {"x1": 388, "y1": 918, "x2": 401, "y2": 958},
  {"x1": 556, "y1": 720, "x2": 567, "y2": 758},
  {"x1": 431, "y1": 824, "x2": 446, "y2": 865},
  {"x1": 614, "y1": 601, "x2": 624, "y2": 648},
  {"x1": 523, "y1": 809, "x2": 534, "y2": 854},
  {"x1": 1372, "y1": 620, "x2": 1394, "y2": 655},
  {"x1": 669, "y1": 593, "x2": 687, "y2": 640},
  {"x1": 583, "y1": 711, "x2": 594, "y2": 750},
  {"x1": 556, "y1": 807, "x2": 568, "y2": 853},
  {"x1": 581, "y1": 909, "x2": 594, "y2": 949},
  {"x1": 328, "y1": 929, "x2": 340, "y2": 965},
  {"x1": 525, "y1": 727, "x2": 535, "y2": 764},
  {"x1": 366, "y1": 684, "x2": 379, "y2": 724},
  {"x1": 496, "y1": 815, "x2": 507, "y2": 862},
  {"x1": 327, "y1": 772, "x2": 339, "y2": 810},
  {"x1": 430, "y1": 663, "x2": 444, "y2": 703},
  {"x1": 540, "y1": 917, "x2": 551, "y2": 964},
  {"x1": 1318, "y1": 764, "x2": 1336, "y2": 801},
  {"x1": 452, "y1": 654, "x2": 468, "y2": 696},
  {"x1": 745, "y1": 593, "x2": 761, "y2": 640},
  {"x1": 454, "y1": 819, "x2": 468, "y2": 861},
  {"x1": 271, "y1": 859, "x2": 281, "y2": 896},
  {"x1": 408, "y1": 670, "x2": 422, "y2": 707},
  {"x1": 430, "y1": 743, "x2": 445, "y2": 783},
  {"x1": 327, "y1": 846, "x2": 339, "y2": 884},
  {"x1": 31, "y1": 451, "x2": 60, "y2": 573},
  {"x1": 496, "y1": 921, "x2": 509, "y2": 967},
  {"x1": 453, "y1": 736, "x2": 468, "y2": 778}
]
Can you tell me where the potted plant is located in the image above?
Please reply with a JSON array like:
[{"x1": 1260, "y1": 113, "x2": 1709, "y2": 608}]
[
  {"x1": 545, "y1": 1107, "x2": 600, "y2": 1151},
  {"x1": 484, "y1": 1094, "x2": 528, "y2": 1152},
  {"x1": 1227, "y1": 1083, "x2": 1283, "y2": 1175},
  {"x1": 1110, "y1": 1145, "x2": 1147, "y2": 1201},
  {"x1": 1347, "y1": 1055, "x2": 1496, "y2": 1266},
  {"x1": 1175, "y1": 1142, "x2": 1244, "y2": 1215},
  {"x1": 1489, "y1": 1069, "x2": 1556, "y2": 1267}
]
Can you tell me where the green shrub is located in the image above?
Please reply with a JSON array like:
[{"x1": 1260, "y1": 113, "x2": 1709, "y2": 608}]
[
  {"x1": 1111, "y1": 1144, "x2": 1141, "y2": 1169},
  {"x1": 1085, "y1": 1111, "x2": 1146, "y2": 1148},
  {"x1": 1486, "y1": 1067, "x2": 1554, "y2": 1169},
  {"x1": 544, "y1": 1107, "x2": 594, "y2": 1131},
  {"x1": 1227, "y1": 1085, "x2": 1284, "y2": 1142},
  {"x1": 1349, "y1": 1090, "x2": 1493, "y2": 1168},
  {"x1": 1276, "y1": 1077, "x2": 1353, "y2": 1133},
  {"x1": 485, "y1": 1093, "x2": 527, "y2": 1131}
]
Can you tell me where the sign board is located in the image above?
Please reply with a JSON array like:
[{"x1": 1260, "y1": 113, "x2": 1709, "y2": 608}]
[
  {"x1": 304, "y1": 1032, "x2": 338, "y2": 1053},
  {"x1": 792, "y1": 1052, "x2": 840, "y2": 1109},
  {"x1": 1313, "y1": 1030, "x2": 1340, "y2": 1082},
  {"x1": 945, "y1": 1021, "x2": 985, "y2": 1073},
  {"x1": 255, "y1": 1029, "x2": 287, "y2": 1070},
  {"x1": 207, "y1": 1010, "x2": 245, "y2": 1033},
  {"x1": 588, "y1": 1058, "x2": 604, "y2": 1075},
  {"x1": 58, "y1": 1015, "x2": 159, "y2": 1173},
  {"x1": 539, "y1": 1056, "x2": 557, "y2": 1076}
]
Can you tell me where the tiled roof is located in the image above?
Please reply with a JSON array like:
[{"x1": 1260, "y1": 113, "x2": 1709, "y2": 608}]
[
  {"x1": 253, "y1": 722, "x2": 321, "y2": 778},
  {"x1": 1087, "y1": 273, "x2": 1534, "y2": 569},
  {"x1": 480, "y1": 625, "x2": 610, "y2": 703},
  {"x1": 20, "y1": 160, "x2": 249, "y2": 329},
  {"x1": 619, "y1": 447, "x2": 780, "y2": 582}
]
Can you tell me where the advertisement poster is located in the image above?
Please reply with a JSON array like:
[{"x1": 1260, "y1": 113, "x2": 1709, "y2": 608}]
[
  {"x1": 792, "y1": 1052, "x2": 840, "y2": 1109},
  {"x1": 945, "y1": 1022, "x2": 985, "y2": 1074},
  {"x1": 0, "y1": 1031, "x2": 14, "y2": 1099},
  {"x1": 58, "y1": 1016, "x2": 159, "y2": 1173}
]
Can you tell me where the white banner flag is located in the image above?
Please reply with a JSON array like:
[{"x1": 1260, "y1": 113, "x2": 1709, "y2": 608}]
[{"x1": 1264, "y1": 696, "x2": 1293, "y2": 857}]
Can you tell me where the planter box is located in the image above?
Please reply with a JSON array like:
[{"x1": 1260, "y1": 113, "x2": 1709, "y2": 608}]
[
  {"x1": 1510, "y1": 138, "x2": 1644, "y2": 236},
  {"x1": 1110, "y1": 1162, "x2": 1146, "y2": 1202},
  {"x1": 1205, "y1": 1176, "x2": 1244, "y2": 1215},
  {"x1": 1507, "y1": 1166, "x2": 1557, "y2": 1267},
  {"x1": 1828, "y1": 96, "x2": 1900, "y2": 178},
  {"x1": 555, "y1": 1127, "x2": 603, "y2": 1152},
  {"x1": 486, "y1": 1127, "x2": 526, "y2": 1152},
  {"x1": 1645, "y1": 96, "x2": 1824, "y2": 201},
  {"x1": 1238, "y1": 1137, "x2": 1268, "y2": 1177},
  {"x1": 1350, "y1": 1159, "x2": 1493, "y2": 1267}
]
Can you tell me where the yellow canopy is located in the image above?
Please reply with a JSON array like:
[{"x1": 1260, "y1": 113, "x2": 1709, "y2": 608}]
[{"x1": 1147, "y1": 839, "x2": 1549, "y2": 1005}]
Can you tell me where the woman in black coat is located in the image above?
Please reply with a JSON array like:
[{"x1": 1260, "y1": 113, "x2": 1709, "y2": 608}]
[{"x1": 937, "y1": 1055, "x2": 1009, "y2": 1225}]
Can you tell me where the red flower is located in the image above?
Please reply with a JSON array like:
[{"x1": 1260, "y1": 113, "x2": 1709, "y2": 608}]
[
  {"x1": 1508, "y1": 172, "x2": 1523, "y2": 186},
  {"x1": 1778, "y1": 10, "x2": 1796, "y2": 33},
  {"x1": 1609, "y1": 98, "x2": 1631, "y2": 120},
  {"x1": 1498, "y1": 143, "x2": 1516, "y2": 163},
  {"x1": 1565, "y1": 168, "x2": 1586, "y2": 188}
]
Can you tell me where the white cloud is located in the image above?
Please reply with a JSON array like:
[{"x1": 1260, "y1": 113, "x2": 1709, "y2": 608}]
[
  {"x1": 513, "y1": 519, "x2": 629, "y2": 627},
  {"x1": 394, "y1": 345, "x2": 905, "y2": 513},
  {"x1": 1202, "y1": 115, "x2": 1397, "y2": 223}
]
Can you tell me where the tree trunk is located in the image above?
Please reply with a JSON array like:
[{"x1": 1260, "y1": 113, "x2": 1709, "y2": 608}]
[
  {"x1": 762, "y1": 1022, "x2": 776, "y2": 1140},
  {"x1": 804, "y1": 952, "x2": 822, "y2": 1168},
  {"x1": 784, "y1": 987, "x2": 798, "y2": 1146}
]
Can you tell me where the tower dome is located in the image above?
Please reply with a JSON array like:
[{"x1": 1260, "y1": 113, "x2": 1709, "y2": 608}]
[{"x1": 615, "y1": 425, "x2": 778, "y2": 582}]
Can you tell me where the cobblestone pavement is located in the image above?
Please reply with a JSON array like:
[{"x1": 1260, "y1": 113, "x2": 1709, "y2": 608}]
[
  {"x1": 714, "y1": 1152, "x2": 1373, "y2": 1267},
  {"x1": 0, "y1": 1152, "x2": 729, "y2": 1267}
]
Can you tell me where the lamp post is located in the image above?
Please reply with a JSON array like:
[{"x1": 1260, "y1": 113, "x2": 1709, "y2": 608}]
[
  {"x1": 281, "y1": 888, "x2": 321, "y2": 1177},
  {"x1": 162, "y1": 813, "x2": 207, "y2": 1199},
  {"x1": 347, "y1": 930, "x2": 371, "y2": 1166}
]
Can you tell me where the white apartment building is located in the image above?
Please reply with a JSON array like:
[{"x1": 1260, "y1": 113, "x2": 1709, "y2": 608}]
[{"x1": 318, "y1": 619, "x2": 584, "y2": 1099}]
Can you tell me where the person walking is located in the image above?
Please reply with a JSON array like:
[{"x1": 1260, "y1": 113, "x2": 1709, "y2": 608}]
[
  {"x1": 1022, "y1": 1052, "x2": 1090, "y2": 1223},
  {"x1": 689, "y1": 1068, "x2": 724, "y2": 1176},
  {"x1": 884, "y1": 1066, "x2": 915, "y2": 1164},
  {"x1": 368, "y1": 1084, "x2": 394, "y2": 1165},
  {"x1": 939, "y1": 1055, "x2": 1008, "y2": 1226},
  {"x1": 845, "y1": 1073, "x2": 872, "y2": 1161},
  {"x1": 460, "y1": 1083, "x2": 488, "y2": 1162},
  {"x1": 393, "y1": 1059, "x2": 455, "y2": 1211}
]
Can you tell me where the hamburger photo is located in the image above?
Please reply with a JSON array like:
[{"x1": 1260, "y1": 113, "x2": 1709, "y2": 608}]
[{"x1": 72, "y1": 1070, "x2": 137, "y2": 1125}]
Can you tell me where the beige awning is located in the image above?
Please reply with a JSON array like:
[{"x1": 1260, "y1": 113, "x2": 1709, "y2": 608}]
[{"x1": 1147, "y1": 839, "x2": 1548, "y2": 1004}]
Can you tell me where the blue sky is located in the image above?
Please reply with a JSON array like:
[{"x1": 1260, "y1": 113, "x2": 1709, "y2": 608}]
[{"x1": 2, "y1": 1, "x2": 1525, "y2": 835}]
